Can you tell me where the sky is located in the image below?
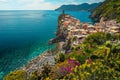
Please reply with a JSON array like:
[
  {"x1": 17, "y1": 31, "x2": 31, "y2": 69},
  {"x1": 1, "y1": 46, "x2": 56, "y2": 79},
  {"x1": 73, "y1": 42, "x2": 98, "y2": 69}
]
[{"x1": 0, "y1": 0, "x2": 104, "y2": 10}]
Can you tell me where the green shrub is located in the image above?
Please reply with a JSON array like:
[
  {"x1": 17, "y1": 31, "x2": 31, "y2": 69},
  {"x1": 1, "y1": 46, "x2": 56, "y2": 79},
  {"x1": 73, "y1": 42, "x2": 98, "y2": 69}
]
[
  {"x1": 40, "y1": 63, "x2": 52, "y2": 79},
  {"x1": 30, "y1": 71, "x2": 39, "y2": 80},
  {"x1": 64, "y1": 60, "x2": 120, "y2": 80},
  {"x1": 4, "y1": 70, "x2": 27, "y2": 80},
  {"x1": 65, "y1": 52, "x2": 87, "y2": 64},
  {"x1": 83, "y1": 32, "x2": 107, "y2": 45},
  {"x1": 72, "y1": 36, "x2": 77, "y2": 41},
  {"x1": 55, "y1": 53, "x2": 65, "y2": 63}
]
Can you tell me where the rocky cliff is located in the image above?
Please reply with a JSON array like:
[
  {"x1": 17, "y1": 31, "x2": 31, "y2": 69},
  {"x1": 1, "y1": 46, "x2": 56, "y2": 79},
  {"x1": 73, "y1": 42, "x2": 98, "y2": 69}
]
[
  {"x1": 49, "y1": 14, "x2": 69, "y2": 44},
  {"x1": 49, "y1": 14, "x2": 71, "y2": 53}
]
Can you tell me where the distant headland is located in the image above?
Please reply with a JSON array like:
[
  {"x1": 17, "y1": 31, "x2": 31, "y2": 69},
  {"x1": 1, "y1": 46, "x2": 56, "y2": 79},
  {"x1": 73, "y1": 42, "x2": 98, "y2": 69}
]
[{"x1": 55, "y1": 2, "x2": 102, "y2": 12}]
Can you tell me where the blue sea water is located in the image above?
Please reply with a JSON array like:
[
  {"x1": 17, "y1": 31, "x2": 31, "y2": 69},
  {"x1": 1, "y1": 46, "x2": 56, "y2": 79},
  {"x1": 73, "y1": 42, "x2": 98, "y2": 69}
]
[{"x1": 0, "y1": 10, "x2": 93, "y2": 79}]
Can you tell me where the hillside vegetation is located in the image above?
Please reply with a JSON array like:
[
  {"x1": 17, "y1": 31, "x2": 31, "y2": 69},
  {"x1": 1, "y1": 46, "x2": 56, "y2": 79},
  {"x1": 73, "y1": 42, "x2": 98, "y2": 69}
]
[
  {"x1": 91, "y1": 0, "x2": 120, "y2": 22},
  {"x1": 4, "y1": 32, "x2": 120, "y2": 80}
]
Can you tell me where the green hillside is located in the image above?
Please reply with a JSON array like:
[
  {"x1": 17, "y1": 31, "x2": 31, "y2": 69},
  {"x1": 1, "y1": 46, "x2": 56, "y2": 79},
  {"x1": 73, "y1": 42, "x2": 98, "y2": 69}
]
[{"x1": 91, "y1": 0, "x2": 120, "y2": 22}]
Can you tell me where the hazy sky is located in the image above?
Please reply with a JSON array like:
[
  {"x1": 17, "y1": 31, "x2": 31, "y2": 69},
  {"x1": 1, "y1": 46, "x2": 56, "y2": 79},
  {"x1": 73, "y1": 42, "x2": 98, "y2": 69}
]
[{"x1": 0, "y1": 0, "x2": 104, "y2": 10}]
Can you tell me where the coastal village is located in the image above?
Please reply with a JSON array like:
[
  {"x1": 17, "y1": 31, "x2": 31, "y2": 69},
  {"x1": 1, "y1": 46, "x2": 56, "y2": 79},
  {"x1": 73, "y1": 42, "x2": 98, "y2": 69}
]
[{"x1": 57, "y1": 14, "x2": 120, "y2": 53}]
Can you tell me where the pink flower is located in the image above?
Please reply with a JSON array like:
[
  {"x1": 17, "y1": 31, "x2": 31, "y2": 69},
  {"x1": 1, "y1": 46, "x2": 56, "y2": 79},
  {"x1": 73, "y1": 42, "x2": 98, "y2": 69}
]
[{"x1": 68, "y1": 59, "x2": 75, "y2": 64}]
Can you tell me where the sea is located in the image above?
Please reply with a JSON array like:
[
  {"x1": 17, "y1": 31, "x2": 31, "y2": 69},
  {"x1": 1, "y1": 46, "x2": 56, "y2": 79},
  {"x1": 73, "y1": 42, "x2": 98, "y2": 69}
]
[{"x1": 0, "y1": 10, "x2": 93, "y2": 79}]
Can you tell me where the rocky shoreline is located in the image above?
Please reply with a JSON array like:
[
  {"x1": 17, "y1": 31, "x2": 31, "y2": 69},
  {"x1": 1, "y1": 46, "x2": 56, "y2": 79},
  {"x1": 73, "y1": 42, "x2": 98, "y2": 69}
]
[{"x1": 21, "y1": 50, "x2": 56, "y2": 76}]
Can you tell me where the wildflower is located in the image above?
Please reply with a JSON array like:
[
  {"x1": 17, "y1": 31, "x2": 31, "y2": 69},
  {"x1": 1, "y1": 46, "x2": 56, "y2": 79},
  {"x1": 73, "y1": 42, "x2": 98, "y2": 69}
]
[{"x1": 68, "y1": 58, "x2": 75, "y2": 64}]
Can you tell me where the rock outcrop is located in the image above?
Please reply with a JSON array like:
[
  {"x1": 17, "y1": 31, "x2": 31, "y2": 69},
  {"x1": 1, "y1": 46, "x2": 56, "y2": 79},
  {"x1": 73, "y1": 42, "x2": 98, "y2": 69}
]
[{"x1": 49, "y1": 14, "x2": 69, "y2": 44}]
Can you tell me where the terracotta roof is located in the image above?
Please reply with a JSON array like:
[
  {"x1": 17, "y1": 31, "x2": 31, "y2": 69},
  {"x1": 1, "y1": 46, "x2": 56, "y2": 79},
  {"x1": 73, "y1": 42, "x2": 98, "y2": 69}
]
[{"x1": 63, "y1": 21, "x2": 69, "y2": 27}]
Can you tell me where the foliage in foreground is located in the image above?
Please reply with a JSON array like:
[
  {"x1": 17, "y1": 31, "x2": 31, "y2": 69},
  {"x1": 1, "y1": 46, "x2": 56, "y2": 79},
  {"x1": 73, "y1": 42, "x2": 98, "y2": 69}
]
[
  {"x1": 4, "y1": 32, "x2": 120, "y2": 80},
  {"x1": 4, "y1": 70, "x2": 27, "y2": 80}
]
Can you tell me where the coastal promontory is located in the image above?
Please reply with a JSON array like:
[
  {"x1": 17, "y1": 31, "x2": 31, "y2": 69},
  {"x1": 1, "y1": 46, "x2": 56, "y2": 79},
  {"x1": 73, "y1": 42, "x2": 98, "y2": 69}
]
[
  {"x1": 4, "y1": 13, "x2": 120, "y2": 80},
  {"x1": 55, "y1": 2, "x2": 102, "y2": 12}
]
